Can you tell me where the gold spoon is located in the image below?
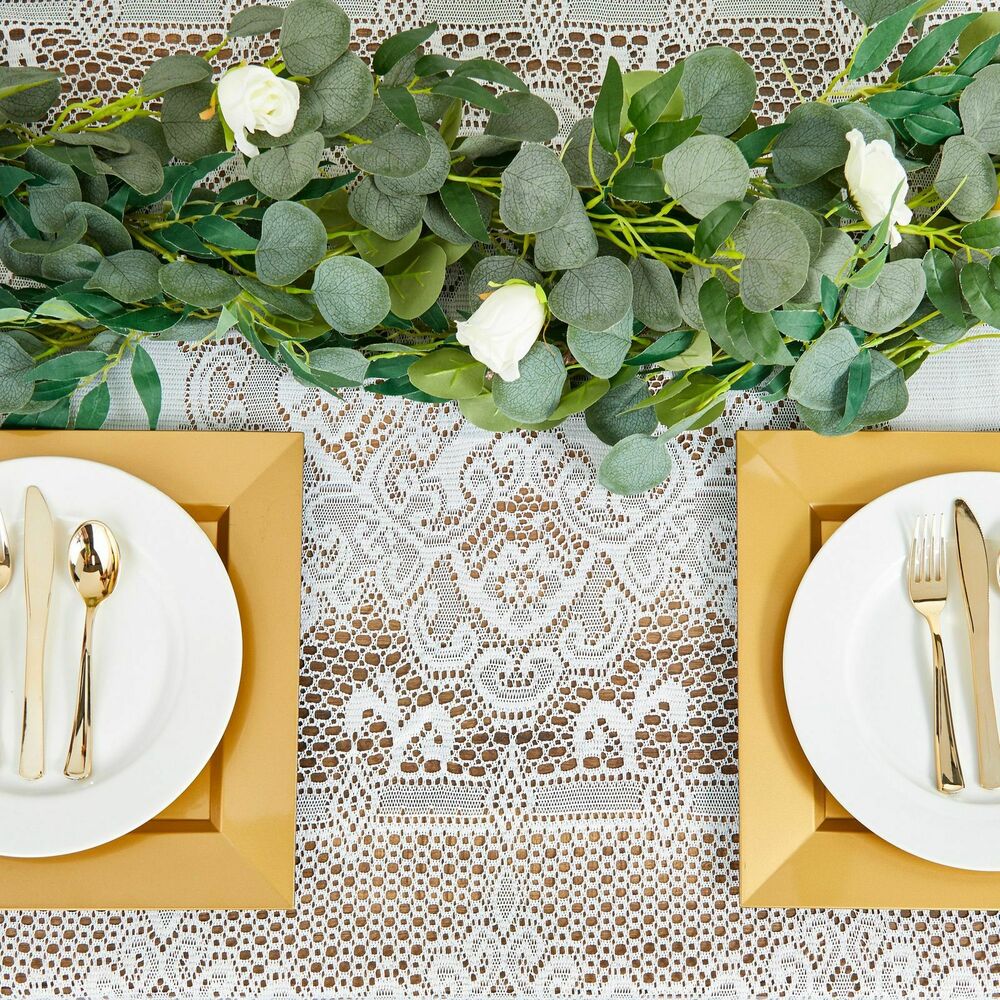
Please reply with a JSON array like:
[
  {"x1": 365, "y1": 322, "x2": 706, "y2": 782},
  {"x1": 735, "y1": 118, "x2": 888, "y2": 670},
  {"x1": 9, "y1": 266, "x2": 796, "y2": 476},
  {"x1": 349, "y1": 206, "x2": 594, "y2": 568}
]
[
  {"x1": 0, "y1": 509, "x2": 11, "y2": 596},
  {"x1": 64, "y1": 522, "x2": 120, "y2": 781}
]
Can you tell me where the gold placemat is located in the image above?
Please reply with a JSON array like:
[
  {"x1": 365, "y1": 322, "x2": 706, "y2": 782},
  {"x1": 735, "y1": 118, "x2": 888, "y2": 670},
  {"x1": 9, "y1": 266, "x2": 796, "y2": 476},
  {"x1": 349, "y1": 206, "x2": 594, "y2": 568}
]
[
  {"x1": 739, "y1": 429, "x2": 1000, "y2": 908},
  {"x1": 0, "y1": 430, "x2": 301, "y2": 909}
]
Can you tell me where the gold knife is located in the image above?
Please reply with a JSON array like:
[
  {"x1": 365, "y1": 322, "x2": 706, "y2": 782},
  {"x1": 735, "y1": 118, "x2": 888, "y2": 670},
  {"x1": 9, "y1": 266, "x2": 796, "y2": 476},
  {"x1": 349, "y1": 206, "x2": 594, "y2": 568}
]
[
  {"x1": 19, "y1": 485, "x2": 54, "y2": 780},
  {"x1": 954, "y1": 498, "x2": 1000, "y2": 788}
]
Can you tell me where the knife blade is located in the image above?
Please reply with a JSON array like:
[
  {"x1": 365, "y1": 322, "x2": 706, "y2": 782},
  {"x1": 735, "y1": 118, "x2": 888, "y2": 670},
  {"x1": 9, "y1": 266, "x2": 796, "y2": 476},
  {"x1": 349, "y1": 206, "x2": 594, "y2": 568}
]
[
  {"x1": 954, "y1": 497, "x2": 1000, "y2": 788},
  {"x1": 19, "y1": 485, "x2": 53, "y2": 780}
]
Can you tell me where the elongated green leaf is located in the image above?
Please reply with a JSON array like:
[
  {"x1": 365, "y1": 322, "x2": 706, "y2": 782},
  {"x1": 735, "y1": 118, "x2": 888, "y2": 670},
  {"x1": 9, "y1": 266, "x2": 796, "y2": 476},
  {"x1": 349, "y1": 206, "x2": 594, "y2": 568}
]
[
  {"x1": 922, "y1": 248, "x2": 967, "y2": 327},
  {"x1": 837, "y1": 349, "x2": 873, "y2": 431},
  {"x1": 438, "y1": 181, "x2": 490, "y2": 242},
  {"x1": 634, "y1": 117, "x2": 700, "y2": 161},
  {"x1": 898, "y1": 13, "x2": 980, "y2": 82},
  {"x1": 594, "y1": 57, "x2": 624, "y2": 154},
  {"x1": 736, "y1": 121, "x2": 787, "y2": 164},
  {"x1": 694, "y1": 200, "x2": 747, "y2": 259},
  {"x1": 373, "y1": 22, "x2": 438, "y2": 75},
  {"x1": 430, "y1": 77, "x2": 505, "y2": 113},
  {"x1": 193, "y1": 215, "x2": 259, "y2": 250},
  {"x1": 849, "y1": 0, "x2": 924, "y2": 80},
  {"x1": 131, "y1": 343, "x2": 161, "y2": 429},
  {"x1": 959, "y1": 261, "x2": 1000, "y2": 326},
  {"x1": 628, "y1": 63, "x2": 683, "y2": 134},
  {"x1": 75, "y1": 381, "x2": 110, "y2": 429},
  {"x1": 379, "y1": 85, "x2": 425, "y2": 136},
  {"x1": 34, "y1": 350, "x2": 106, "y2": 382}
]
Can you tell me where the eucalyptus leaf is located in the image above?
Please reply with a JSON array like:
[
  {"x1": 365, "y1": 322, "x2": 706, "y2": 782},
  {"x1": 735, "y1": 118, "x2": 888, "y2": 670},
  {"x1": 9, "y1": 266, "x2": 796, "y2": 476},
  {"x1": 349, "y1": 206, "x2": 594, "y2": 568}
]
[
  {"x1": 25, "y1": 148, "x2": 81, "y2": 234},
  {"x1": 548, "y1": 256, "x2": 633, "y2": 332},
  {"x1": 85, "y1": 250, "x2": 163, "y2": 303},
  {"x1": 678, "y1": 46, "x2": 756, "y2": 136},
  {"x1": 279, "y1": 0, "x2": 351, "y2": 76},
  {"x1": 348, "y1": 177, "x2": 426, "y2": 240},
  {"x1": 311, "y1": 50, "x2": 375, "y2": 137},
  {"x1": 229, "y1": 4, "x2": 285, "y2": 37},
  {"x1": 933, "y1": 134, "x2": 998, "y2": 223},
  {"x1": 567, "y1": 310, "x2": 633, "y2": 378},
  {"x1": 0, "y1": 338, "x2": 37, "y2": 411},
  {"x1": 629, "y1": 256, "x2": 682, "y2": 332},
  {"x1": 158, "y1": 261, "x2": 240, "y2": 309},
  {"x1": 161, "y1": 81, "x2": 225, "y2": 162},
  {"x1": 312, "y1": 255, "x2": 391, "y2": 334},
  {"x1": 0, "y1": 67, "x2": 60, "y2": 123},
  {"x1": 257, "y1": 200, "x2": 328, "y2": 285},
  {"x1": 598, "y1": 434, "x2": 672, "y2": 495},
  {"x1": 492, "y1": 342, "x2": 567, "y2": 422},
  {"x1": 248, "y1": 132, "x2": 324, "y2": 200},
  {"x1": 771, "y1": 102, "x2": 850, "y2": 185},
  {"x1": 499, "y1": 143, "x2": 574, "y2": 235},
  {"x1": 562, "y1": 117, "x2": 619, "y2": 186},
  {"x1": 922, "y1": 248, "x2": 967, "y2": 328},
  {"x1": 842, "y1": 257, "x2": 925, "y2": 333},
  {"x1": 485, "y1": 91, "x2": 559, "y2": 142},
  {"x1": 958, "y1": 64, "x2": 1000, "y2": 154},
  {"x1": 383, "y1": 243, "x2": 448, "y2": 320},
  {"x1": 141, "y1": 54, "x2": 211, "y2": 95},
  {"x1": 98, "y1": 139, "x2": 165, "y2": 196},
  {"x1": 408, "y1": 347, "x2": 486, "y2": 400},
  {"x1": 64, "y1": 201, "x2": 131, "y2": 254},
  {"x1": 585, "y1": 376, "x2": 658, "y2": 444},
  {"x1": 347, "y1": 126, "x2": 431, "y2": 177},
  {"x1": 467, "y1": 255, "x2": 543, "y2": 307},
  {"x1": 374, "y1": 128, "x2": 451, "y2": 196},
  {"x1": 533, "y1": 191, "x2": 599, "y2": 271},
  {"x1": 733, "y1": 200, "x2": 811, "y2": 312},
  {"x1": 661, "y1": 135, "x2": 750, "y2": 219}
]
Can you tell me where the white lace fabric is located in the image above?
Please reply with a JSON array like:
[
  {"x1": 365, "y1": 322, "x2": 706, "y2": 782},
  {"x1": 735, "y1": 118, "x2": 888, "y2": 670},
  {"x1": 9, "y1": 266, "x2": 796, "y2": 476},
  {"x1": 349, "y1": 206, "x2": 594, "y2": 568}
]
[{"x1": 3, "y1": 1, "x2": 1000, "y2": 996}]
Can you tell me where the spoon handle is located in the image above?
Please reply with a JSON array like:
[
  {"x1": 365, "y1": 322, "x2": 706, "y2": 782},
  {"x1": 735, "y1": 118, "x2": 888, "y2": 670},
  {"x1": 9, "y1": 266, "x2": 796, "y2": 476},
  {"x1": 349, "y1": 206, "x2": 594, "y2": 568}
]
[{"x1": 64, "y1": 605, "x2": 96, "y2": 781}]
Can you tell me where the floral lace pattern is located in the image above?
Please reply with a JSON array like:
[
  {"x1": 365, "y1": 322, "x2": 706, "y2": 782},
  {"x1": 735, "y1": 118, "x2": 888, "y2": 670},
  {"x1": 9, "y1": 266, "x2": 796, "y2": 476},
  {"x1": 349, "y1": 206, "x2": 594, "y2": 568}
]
[{"x1": 3, "y1": 0, "x2": 1000, "y2": 995}]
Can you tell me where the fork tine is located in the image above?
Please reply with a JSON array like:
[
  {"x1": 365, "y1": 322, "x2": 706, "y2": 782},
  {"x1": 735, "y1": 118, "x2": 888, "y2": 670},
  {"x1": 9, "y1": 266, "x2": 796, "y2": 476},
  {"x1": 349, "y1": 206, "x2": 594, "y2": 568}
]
[
  {"x1": 910, "y1": 517, "x2": 919, "y2": 581},
  {"x1": 937, "y1": 512, "x2": 945, "y2": 582},
  {"x1": 924, "y1": 514, "x2": 933, "y2": 583}
]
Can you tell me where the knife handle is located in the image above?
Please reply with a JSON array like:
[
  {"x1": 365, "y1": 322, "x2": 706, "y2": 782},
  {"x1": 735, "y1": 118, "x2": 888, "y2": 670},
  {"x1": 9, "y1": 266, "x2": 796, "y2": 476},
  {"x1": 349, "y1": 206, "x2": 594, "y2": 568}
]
[
  {"x1": 970, "y1": 630, "x2": 1000, "y2": 788},
  {"x1": 19, "y1": 623, "x2": 45, "y2": 780},
  {"x1": 928, "y1": 621, "x2": 965, "y2": 792},
  {"x1": 931, "y1": 626, "x2": 965, "y2": 793}
]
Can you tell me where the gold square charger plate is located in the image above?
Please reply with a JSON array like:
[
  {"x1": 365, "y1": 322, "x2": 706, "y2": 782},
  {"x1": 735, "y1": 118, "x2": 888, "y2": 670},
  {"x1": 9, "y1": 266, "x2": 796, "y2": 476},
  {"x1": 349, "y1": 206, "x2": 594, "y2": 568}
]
[
  {"x1": 0, "y1": 430, "x2": 302, "y2": 909},
  {"x1": 738, "y1": 429, "x2": 1000, "y2": 909}
]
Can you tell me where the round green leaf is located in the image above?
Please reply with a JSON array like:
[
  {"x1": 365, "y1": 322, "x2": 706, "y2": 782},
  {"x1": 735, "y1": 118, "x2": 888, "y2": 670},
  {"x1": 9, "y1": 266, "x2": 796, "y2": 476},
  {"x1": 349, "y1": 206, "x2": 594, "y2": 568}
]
[
  {"x1": 734, "y1": 200, "x2": 811, "y2": 312},
  {"x1": 409, "y1": 348, "x2": 487, "y2": 400},
  {"x1": 959, "y1": 64, "x2": 1000, "y2": 153},
  {"x1": 842, "y1": 258, "x2": 925, "y2": 334},
  {"x1": 533, "y1": 191, "x2": 599, "y2": 271},
  {"x1": 567, "y1": 310, "x2": 633, "y2": 378},
  {"x1": 678, "y1": 47, "x2": 756, "y2": 136},
  {"x1": 383, "y1": 243, "x2": 448, "y2": 320},
  {"x1": 347, "y1": 126, "x2": 431, "y2": 177},
  {"x1": 158, "y1": 261, "x2": 240, "y2": 308},
  {"x1": 770, "y1": 102, "x2": 850, "y2": 185},
  {"x1": 86, "y1": 250, "x2": 163, "y2": 303},
  {"x1": 311, "y1": 255, "x2": 391, "y2": 334},
  {"x1": 374, "y1": 128, "x2": 451, "y2": 196},
  {"x1": 141, "y1": 54, "x2": 212, "y2": 95},
  {"x1": 279, "y1": 0, "x2": 351, "y2": 76},
  {"x1": 662, "y1": 135, "x2": 750, "y2": 219},
  {"x1": 0, "y1": 337, "x2": 37, "y2": 411},
  {"x1": 485, "y1": 91, "x2": 559, "y2": 142},
  {"x1": 0, "y1": 67, "x2": 60, "y2": 123},
  {"x1": 311, "y1": 50, "x2": 374, "y2": 136},
  {"x1": 629, "y1": 257, "x2": 682, "y2": 331},
  {"x1": 498, "y1": 143, "x2": 574, "y2": 235},
  {"x1": 247, "y1": 132, "x2": 324, "y2": 200},
  {"x1": 584, "y1": 377, "x2": 658, "y2": 445},
  {"x1": 492, "y1": 342, "x2": 567, "y2": 422},
  {"x1": 257, "y1": 201, "x2": 328, "y2": 286},
  {"x1": 348, "y1": 177, "x2": 427, "y2": 240},
  {"x1": 160, "y1": 81, "x2": 225, "y2": 162},
  {"x1": 548, "y1": 256, "x2": 633, "y2": 332},
  {"x1": 467, "y1": 255, "x2": 542, "y2": 308},
  {"x1": 934, "y1": 134, "x2": 998, "y2": 222},
  {"x1": 598, "y1": 434, "x2": 672, "y2": 495}
]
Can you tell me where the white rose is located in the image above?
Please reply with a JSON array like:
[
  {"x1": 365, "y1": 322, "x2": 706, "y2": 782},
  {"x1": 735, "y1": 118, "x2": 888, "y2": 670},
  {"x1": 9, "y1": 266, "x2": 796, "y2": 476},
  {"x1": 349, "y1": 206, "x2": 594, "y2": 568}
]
[
  {"x1": 844, "y1": 128, "x2": 912, "y2": 248},
  {"x1": 456, "y1": 283, "x2": 546, "y2": 382},
  {"x1": 217, "y1": 65, "x2": 300, "y2": 159}
]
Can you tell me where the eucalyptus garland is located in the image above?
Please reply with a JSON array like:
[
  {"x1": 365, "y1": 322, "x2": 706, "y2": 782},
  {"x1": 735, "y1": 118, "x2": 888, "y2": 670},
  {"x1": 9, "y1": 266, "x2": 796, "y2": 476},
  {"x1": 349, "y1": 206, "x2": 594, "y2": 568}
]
[{"x1": 2, "y1": 0, "x2": 1000, "y2": 492}]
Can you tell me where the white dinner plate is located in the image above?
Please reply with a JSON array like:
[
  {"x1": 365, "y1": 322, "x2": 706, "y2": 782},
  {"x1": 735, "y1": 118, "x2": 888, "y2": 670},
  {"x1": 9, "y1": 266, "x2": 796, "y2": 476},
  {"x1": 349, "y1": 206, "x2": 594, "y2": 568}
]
[
  {"x1": 784, "y1": 471, "x2": 1000, "y2": 871},
  {"x1": 0, "y1": 457, "x2": 241, "y2": 857}
]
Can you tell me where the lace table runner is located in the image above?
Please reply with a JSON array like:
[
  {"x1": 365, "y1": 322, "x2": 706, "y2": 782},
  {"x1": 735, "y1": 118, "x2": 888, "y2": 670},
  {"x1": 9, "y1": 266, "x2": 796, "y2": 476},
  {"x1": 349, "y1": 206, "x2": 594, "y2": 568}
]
[{"x1": 4, "y1": 1, "x2": 1000, "y2": 996}]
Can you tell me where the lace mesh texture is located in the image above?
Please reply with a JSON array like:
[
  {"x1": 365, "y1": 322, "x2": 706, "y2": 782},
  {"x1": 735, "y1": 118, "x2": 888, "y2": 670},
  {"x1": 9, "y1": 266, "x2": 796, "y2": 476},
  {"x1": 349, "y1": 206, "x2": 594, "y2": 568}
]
[{"x1": 2, "y1": 1, "x2": 1000, "y2": 996}]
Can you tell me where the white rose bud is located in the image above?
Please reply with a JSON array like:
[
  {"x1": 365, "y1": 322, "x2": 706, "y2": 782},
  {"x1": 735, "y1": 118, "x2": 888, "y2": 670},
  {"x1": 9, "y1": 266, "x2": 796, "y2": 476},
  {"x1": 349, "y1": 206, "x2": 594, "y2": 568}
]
[
  {"x1": 844, "y1": 128, "x2": 912, "y2": 248},
  {"x1": 217, "y1": 65, "x2": 300, "y2": 159},
  {"x1": 456, "y1": 283, "x2": 546, "y2": 382}
]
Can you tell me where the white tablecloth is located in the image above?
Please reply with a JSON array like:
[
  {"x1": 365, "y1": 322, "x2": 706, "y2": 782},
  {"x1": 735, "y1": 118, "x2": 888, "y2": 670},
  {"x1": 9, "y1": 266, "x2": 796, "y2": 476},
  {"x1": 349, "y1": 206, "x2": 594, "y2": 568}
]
[{"x1": 3, "y1": 1, "x2": 1000, "y2": 996}]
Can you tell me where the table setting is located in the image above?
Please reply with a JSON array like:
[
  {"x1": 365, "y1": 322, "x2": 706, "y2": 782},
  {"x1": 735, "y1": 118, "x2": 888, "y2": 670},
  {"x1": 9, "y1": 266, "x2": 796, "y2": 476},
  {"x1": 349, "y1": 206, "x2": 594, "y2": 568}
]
[{"x1": 5, "y1": 0, "x2": 1000, "y2": 995}]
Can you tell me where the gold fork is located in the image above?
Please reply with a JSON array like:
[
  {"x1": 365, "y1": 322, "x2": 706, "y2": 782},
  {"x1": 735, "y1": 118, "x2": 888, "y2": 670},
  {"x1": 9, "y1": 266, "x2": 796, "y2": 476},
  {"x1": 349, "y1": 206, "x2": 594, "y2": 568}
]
[{"x1": 908, "y1": 514, "x2": 964, "y2": 794}]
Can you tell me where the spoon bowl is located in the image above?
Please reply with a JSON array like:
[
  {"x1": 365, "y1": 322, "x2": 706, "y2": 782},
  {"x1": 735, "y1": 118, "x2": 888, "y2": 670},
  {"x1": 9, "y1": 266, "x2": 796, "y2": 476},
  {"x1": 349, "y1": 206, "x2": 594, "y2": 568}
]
[
  {"x1": 64, "y1": 521, "x2": 121, "y2": 780},
  {"x1": 0, "y1": 510, "x2": 12, "y2": 595},
  {"x1": 68, "y1": 522, "x2": 120, "y2": 607}
]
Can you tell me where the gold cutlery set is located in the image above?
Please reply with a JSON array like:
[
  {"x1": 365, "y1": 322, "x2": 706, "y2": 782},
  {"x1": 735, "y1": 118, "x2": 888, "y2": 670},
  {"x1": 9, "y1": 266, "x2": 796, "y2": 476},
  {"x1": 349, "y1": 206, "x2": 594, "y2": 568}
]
[
  {"x1": 2, "y1": 486, "x2": 120, "y2": 782},
  {"x1": 909, "y1": 500, "x2": 1000, "y2": 794}
]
